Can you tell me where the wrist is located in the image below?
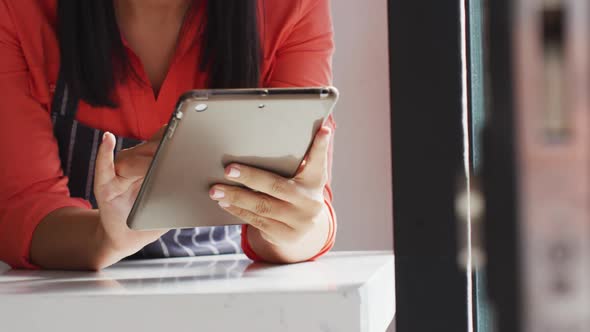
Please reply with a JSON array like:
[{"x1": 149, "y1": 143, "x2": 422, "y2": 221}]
[
  {"x1": 90, "y1": 219, "x2": 121, "y2": 270},
  {"x1": 246, "y1": 203, "x2": 332, "y2": 264},
  {"x1": 91, "y1": 215, "x2": 135, "y2": 270},
  {"x1": 93, "y1": 213, "x2": 167, "y2": 270}
]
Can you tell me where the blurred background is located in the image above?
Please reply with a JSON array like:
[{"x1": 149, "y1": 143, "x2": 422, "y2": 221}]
[{"x1": 331, "y1": 0, "x2": 393, "y2": 252}]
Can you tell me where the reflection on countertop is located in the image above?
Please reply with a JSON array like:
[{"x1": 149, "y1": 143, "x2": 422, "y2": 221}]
[
  {"x1": 0, "y1": 256, "x2": 250, "y2": 295},
  {"x1": 0, "y1": 251, "x2": 394, "y2": 297}
]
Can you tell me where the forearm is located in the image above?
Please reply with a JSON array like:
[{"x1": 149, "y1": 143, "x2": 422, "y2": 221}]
[
  {"x1": 30, "y1": 207, "x2": 116, "y2": 271},
  {"x1": 247, "y1": 204, "x2": 332, "y2": 264}
]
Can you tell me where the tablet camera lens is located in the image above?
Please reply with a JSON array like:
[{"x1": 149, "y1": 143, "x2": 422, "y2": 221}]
[
  {"x1": 258, "y1": 104, "x2": 266, "y2": 109},
  {"x1": 196, "y1": 104, "x2": 208, "y2": 112}
]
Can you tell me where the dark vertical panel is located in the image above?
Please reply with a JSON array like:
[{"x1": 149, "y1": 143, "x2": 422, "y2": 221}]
[
  {"x1": 389, "y1": 1, "x2": 469, "y2": 331},
  {"x1": 483, "y1": 0, "x2": 520, "y2": 331}
]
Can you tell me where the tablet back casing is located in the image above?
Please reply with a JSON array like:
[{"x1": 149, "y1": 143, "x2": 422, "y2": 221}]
[{"x1": 127, "y1": 87, "x2": 338, "y2": 230}]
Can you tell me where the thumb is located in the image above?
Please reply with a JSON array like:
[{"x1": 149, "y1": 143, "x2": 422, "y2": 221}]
[
  {"x1": 94, "y1": 132, "x2": 117, "y2": 189},
  {"x1": 297, "y1": 126, "x2": 331, "y2": 188}
]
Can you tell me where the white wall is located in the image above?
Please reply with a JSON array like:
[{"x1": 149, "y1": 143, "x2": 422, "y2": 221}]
[{"x1": 330, "y1": 0, "x2": 393, "y2": 251}]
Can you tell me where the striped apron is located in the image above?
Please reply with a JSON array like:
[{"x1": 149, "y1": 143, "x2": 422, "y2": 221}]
[{"x1": 50, "y1": 73, "x2": 242, "y2": 259}]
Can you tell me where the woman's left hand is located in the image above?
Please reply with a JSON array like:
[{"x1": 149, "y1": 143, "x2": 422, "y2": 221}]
[{"x1": 209, "y1": 126, "x2": 332, "y2": 262}]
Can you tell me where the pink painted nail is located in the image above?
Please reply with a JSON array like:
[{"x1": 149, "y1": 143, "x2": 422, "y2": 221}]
[
  {"x1": 209, "y1": 188, "x2": 225, "y2": 199},
  {"x1": 227, "y1": 166, "x2": 241, "y2": 178}
]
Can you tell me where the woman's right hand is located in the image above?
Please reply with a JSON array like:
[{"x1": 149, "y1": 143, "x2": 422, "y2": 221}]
[{"x1": 93, "y1": 129, "x2": 169, "y2": 265}]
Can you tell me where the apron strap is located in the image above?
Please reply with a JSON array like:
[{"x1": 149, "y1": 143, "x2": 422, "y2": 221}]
[
  {"x1": 50, "y1": 70, "x2": 143, "y2": 207},
  {"x1": 51, "y1": 69, "x2": 79, "y2": 119}
]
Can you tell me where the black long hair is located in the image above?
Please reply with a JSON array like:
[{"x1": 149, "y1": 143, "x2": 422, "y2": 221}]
[{"x1": 57, "y1": 1, "x2": 262, "y2": 108}]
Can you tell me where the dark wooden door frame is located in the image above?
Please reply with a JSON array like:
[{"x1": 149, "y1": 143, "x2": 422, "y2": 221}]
[{"x1": 389, "y1": 1, "x2": 471, "y2": 331}]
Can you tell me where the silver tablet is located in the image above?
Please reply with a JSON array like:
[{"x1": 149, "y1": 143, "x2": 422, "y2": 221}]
[{"x1": 127, "y1": 87, "x2": 339, "y2": 230}]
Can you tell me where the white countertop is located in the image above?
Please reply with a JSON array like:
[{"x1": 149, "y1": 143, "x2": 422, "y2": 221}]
[{"x1": 0, "y1": 251, "x2": 395, "y2": 332}]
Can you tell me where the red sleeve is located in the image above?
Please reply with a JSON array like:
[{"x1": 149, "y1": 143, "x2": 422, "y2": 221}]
[
  {"x1": 242, "y1": 0, "x2": 337, "y2": 261},
  {"x1": 0, "y1": 1, "x2": 91, "y2": 269}
]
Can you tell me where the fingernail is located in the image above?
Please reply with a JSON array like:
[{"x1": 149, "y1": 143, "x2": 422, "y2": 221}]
[
  {"x1": 218, "y1": 201, "x2": 231, "y2": 208},
  {"x1": 102, "y1": 132, "x2": 110, "y2": 141},
  {"x1": 226, "y1": 166, "x2": 241, "y2": 178},
  {"x1": 209, "y1": 188, "x2": 225, "y2": 199}
]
